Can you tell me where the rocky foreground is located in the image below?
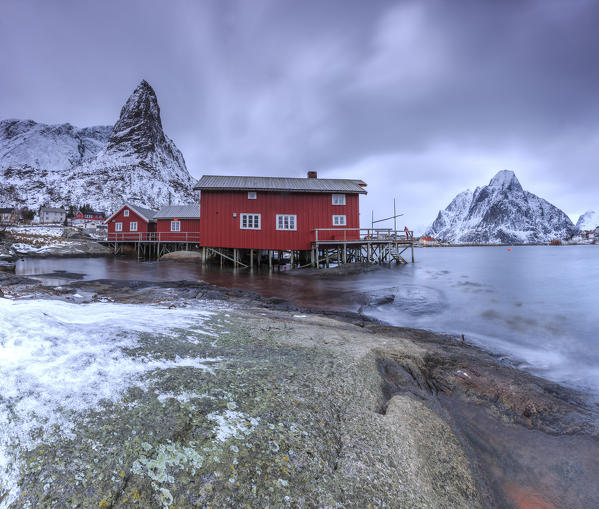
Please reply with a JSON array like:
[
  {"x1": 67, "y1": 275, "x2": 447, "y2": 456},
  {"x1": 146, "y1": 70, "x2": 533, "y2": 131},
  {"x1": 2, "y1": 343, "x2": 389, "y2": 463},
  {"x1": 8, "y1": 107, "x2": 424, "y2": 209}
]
[
  {"x1": 0, "y1": 226, "x2": 110, "y2": 259},
  {"x1": 0, "y1": 274, "x2": 598, "y2": 508}
]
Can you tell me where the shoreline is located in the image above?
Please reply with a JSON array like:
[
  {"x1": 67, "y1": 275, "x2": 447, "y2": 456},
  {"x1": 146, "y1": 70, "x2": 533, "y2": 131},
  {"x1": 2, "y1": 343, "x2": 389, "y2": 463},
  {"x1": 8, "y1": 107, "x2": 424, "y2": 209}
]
[{"x1": 2, "y1": 268, "x2": 599, "y2": 507}]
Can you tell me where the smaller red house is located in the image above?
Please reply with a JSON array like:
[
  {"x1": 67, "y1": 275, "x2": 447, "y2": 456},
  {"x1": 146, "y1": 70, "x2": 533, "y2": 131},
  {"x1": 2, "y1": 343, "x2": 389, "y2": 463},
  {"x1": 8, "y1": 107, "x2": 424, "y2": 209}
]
[
  {"x1": 72, "y1": 210, "x2": 105, "y2": 226},
  {"x1": 105, "y1": 202, "x2": 157, "y2": 241},
  {"x1": 154, "y1": 205, "x2": 201, "y2": 242}
]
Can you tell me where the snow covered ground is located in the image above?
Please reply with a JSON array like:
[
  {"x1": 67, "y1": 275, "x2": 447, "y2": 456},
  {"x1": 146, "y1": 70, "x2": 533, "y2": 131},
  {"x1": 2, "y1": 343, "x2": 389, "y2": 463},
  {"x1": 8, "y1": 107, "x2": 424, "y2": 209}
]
[
  {"x1": 0, "y1": 299, "x2": 223, "y2": 507},
  {"x1": 6, "y1": 226, "x2": 65, "y2": 238}
]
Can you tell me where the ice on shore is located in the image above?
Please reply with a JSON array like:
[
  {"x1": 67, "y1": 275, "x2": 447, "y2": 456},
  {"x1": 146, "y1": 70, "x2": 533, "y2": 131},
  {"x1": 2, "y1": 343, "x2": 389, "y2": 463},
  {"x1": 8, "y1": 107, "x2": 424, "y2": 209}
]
[{"x1": 0, "y1": 298, "x2": 221, "y2": 507}]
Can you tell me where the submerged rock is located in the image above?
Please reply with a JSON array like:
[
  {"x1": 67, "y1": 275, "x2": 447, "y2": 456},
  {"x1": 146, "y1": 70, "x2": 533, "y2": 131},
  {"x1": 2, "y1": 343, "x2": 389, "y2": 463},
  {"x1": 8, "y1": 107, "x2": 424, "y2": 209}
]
[{"x1": 161, "y1": 250, "x2": 203, "y2": 261}]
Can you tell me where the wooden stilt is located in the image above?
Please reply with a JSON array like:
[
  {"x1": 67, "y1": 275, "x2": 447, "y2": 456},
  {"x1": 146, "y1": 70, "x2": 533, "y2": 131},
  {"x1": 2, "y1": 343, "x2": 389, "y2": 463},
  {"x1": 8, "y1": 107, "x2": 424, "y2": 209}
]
[{"x1": 268, "y1": 250, "x2": 273, "y2": 270}]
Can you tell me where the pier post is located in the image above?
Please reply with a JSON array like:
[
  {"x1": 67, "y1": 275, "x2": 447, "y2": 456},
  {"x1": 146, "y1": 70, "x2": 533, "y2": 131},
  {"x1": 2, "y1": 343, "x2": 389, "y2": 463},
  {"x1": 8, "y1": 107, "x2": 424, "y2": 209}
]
[
  {"x1": 290, "y1": 250, "x2": 294, "y2": 268},
  {"x1": 343, "y1": 244, "x2": 347, "y2": 264},
  {"x1": 325, "y1": 250, "x2": 329, "y2": 268},
  {"x1": 311, "y1": 248, "x2": 315, "y2": 267},
  {"x1": 250, "y1": 249, "x2": 254, "y2": 269},
  {"x1": 411, "y1": 244, "x2": 414, "y2": 263},
  {"x1": 234, "y1": 248, "x2": 238, "y2": 268},
  {"x1": 202, "y1": 247, "x2": 206, "y2": 264},
  {"x1": 268, "y1": 250, "x2": 273, "y2": 270}
]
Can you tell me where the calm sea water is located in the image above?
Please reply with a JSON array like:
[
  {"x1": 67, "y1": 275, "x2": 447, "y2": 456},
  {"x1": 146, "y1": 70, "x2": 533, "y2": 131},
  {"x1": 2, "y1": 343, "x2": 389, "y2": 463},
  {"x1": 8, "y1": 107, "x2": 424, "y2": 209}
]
[{"x1": 15, "y1": 246, "x2": 599, "y2": 394}]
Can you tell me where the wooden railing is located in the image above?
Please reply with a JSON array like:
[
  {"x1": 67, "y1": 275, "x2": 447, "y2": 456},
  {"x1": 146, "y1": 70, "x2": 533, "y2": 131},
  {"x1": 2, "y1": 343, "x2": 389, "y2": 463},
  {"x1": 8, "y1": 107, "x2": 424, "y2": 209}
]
[
  {"x1": 107, "y1": 232, "x2": 201, "y2": 242},
  {"x1": 313, "y1": 228, "x2": 414, "y2": 243}
]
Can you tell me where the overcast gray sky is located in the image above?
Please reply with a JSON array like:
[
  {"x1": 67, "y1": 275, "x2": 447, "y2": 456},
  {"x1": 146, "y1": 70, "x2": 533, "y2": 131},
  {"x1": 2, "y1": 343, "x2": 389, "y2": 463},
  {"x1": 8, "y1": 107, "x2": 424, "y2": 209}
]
[{"x1": 1, "y1": 0, "x2": 598, "y2": 232}]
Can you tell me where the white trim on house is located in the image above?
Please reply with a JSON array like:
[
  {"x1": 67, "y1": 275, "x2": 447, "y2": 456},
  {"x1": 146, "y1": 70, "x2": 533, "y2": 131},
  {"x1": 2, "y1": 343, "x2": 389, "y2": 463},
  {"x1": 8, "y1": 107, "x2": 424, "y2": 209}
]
[
  {"x1": 240, "y1": 213, "x2": 261, "y2": 230},
  {"x1": 130, "y1": 221, "x2": 138, "y2": 231},
  {"x1": 333, "y1": 215, "x2": 346, "y2": 226},
  {"x1": 276, "y1": 214, "x2": 297, "y2": 231},
  {"x1": 124, "y1": 209, "x2": 130, "y2": 217},
  {"x1": 115, "y1": 222, "x2": 123, "y2": 231},
  {"x1": 171, "y1": 221, "x2": 181, "y2": 232},
  {"x1": 332, "y1": 194, "x2": 346, "y2": 205}
]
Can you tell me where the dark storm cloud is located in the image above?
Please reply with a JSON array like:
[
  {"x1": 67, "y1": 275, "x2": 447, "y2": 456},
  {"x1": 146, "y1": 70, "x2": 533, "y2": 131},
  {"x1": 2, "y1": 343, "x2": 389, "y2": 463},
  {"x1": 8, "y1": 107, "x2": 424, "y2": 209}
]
[{"x1": 1, "y1": 0, "x2": 598, "y2": 231}]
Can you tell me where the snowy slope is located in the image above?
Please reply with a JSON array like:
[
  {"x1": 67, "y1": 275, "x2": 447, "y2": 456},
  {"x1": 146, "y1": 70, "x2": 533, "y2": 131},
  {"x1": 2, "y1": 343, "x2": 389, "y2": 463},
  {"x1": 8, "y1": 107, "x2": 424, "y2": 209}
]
[
  {"x1": 0, "y1": 81, "x2": 197, "y2": 212},
  {"x1": 426, "y1": 170, "x2": 576, "y2": 244},
  {"x1": 576, "y1": 210, "x2": 599, "y2": 231},
  {"x1": 0, "y1": 120, "x2": 110, "y2": 171}
]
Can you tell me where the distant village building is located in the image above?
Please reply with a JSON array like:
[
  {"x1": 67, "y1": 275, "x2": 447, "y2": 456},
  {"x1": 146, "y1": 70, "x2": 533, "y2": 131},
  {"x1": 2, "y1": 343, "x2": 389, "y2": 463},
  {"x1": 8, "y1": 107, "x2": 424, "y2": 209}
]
[
  {"x1": 72, "y1": 210, "x2": 106, "y2": 227},
  {"x1": 0, "y1": 207, "x2": 17, "y2": 224},
  {"x1": 105, "y1": 203, "x2": 157, "y2": 240},
  {"x1": 419, "y1": 236, "x2": 439, "y2": 247},
  {"x1": 194, "y1": 172, "x2": 367, "y2": 251},
  {"x1": 38, "y1": 207, "x2": 66, "y2": 224},
  {"x1": 154, "y1": 205, "x2": 201, "y2": 242}
]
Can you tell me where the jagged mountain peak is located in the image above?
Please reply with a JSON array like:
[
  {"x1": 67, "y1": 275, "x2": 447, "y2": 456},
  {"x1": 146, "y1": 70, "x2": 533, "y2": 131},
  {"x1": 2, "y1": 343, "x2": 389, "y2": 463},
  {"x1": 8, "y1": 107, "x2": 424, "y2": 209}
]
[
  {"x1": 107, "y1": 80, "x2": 165, "y2": 154},
  {"x1": 488, "y1": 169, "x2": 522, "y2": 191},
  {"x1": 0, "y1": 81, "x2": 197, "y2": 211},
  {"x1": 426, "y1": 171, "x2": 575, "y2": 244}
]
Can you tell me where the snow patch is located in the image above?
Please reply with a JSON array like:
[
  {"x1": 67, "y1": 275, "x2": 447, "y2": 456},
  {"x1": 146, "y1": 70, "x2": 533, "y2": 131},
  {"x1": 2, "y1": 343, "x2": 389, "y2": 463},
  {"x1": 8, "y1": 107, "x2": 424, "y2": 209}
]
[{"x1": 0, "y1": 299, "x2": 221, "y2": 507}]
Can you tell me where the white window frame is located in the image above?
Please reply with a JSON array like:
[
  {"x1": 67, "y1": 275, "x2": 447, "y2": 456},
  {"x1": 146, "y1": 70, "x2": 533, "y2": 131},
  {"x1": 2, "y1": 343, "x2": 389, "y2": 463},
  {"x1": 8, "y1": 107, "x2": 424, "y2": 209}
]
[
  {"x1": 129, "y1": 221, "x2": 138, "y2": 231},
  {"x1": 240, "y1": 213, "x2": 261, "y2": 230},
  {"x1": 171, "y1": 221, "x2": 181, "y2": 232},
  {"x1": 332, "y1": 194, "x2": 346, "y2": 205},
  {"x1": 248, "y1": 191, "x2": 257, "y2": 200},
  {"x1": 276, "y1": 214, "x2": 297, "y2": 231},
  {"x1": 123, "y1": 209, "x2": 130, "y2": 217},
  {"x1": 333, "y1": 215, "x2": 346, "y2": 226},
  {"x1": 115, "y1": 222, "x2": 122, "y2": 231}
]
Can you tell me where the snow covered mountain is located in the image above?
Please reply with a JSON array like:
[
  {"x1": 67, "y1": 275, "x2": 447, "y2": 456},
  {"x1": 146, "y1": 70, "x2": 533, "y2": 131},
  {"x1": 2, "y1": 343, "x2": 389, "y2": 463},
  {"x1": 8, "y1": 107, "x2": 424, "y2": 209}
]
[
  {"x1": 0, "y1": 80, "x2": 197, "y2": 211},
  {"x1": 0, "y1": 120, "x2": 111, "y2": 171},
  {"x1": 576, "y1": 210, "x2": 599, "y2": 231},
  {"x1": 425, "y1": 170, "x2": 576, "y2": 244}
]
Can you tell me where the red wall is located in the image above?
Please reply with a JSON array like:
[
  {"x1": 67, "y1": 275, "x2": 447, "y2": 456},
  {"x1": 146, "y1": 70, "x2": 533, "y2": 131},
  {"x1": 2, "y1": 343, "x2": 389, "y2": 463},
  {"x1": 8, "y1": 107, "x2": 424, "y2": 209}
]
[
  {"x1": 107, "y1": 206, "x2": 155, "y2": 240},
  {"x1": 156, "y1": 219, "x2": 201, "y2": 242},
  {"x1": 199, "y1": 191, "x2": 361, "y2": 250}
]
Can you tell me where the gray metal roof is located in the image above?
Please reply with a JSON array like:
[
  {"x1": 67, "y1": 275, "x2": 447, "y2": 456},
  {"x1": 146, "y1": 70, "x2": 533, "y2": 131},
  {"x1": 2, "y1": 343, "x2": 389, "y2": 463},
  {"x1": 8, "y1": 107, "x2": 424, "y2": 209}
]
[
  {"x1": 127, "y1": 203, "x2": 158, "y2": 222},
  {"x1": 194, "y1": 175, "x2": 367, "y2": 194},
  {"x1": 153, "y1": 205, "x2": 201, "y2": 219},
  {"x1": 40, "y1": 207, "x2": 66, "y2": 213}
]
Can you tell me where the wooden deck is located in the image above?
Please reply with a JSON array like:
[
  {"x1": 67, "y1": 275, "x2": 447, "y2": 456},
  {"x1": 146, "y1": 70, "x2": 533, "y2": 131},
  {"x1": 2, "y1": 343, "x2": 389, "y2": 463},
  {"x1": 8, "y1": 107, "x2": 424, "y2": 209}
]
[
  {"x1": 312, "y1": 228, "x2": 415, "y2": 266},
  {"x1": 101, "y1": 228, "x2": 415, "y2": 266}
]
